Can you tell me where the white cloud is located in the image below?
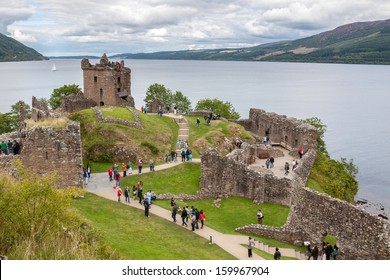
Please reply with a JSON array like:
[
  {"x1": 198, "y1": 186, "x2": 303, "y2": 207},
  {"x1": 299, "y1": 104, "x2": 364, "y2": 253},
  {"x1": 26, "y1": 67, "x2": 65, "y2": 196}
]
[
  {"x1": 9, "y1": 29, "x2": 37, "y2": 42},
  {"x1": 0, "y1": 0, "x2": 389, "y2": 56}
]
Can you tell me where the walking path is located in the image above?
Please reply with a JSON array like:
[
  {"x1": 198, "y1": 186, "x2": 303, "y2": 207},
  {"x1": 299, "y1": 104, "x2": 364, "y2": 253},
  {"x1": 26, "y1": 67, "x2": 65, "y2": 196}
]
[{"x1": 86, "y1": 113, "x2": 306, "y2": 260}]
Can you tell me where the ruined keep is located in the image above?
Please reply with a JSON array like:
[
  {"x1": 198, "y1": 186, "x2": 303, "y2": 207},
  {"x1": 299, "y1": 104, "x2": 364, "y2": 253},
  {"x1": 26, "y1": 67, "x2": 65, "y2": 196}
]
[
  {"x1": 0, "y1": 100, "x2": 84, "y2": 189},
  {"x1": 81, "y1": 53, "x2": 135, "y2": 107},
  {"x1": 200, "y1": 108, "x2": 390, "y2": 259}
]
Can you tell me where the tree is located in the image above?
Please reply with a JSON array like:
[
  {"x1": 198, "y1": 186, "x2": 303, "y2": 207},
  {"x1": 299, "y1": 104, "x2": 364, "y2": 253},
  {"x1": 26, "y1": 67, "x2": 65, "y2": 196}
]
[
  {"x1": 144, "y1": 83, "x2": 192, "y2": 113},
  {"x1": 303, "y1": 117, "x2": 328, "y2": 155},
  {"x1": 195, "y1": 98, "x2": 240, "y2": 119},
  {"x1": 0, "y1": 101, "x2": 31, "y2": 134},
  {"x1": 49, "y1": 84, "x2": 81, "y2": 110},
  {"x1": 144, "y1": 83, "x2": 173, "y2": 110},
  {"x1": 340, "y1": 157, "x2": 359, "y2": 177},
  {"x1": 171, "y1": 91, "x2": 192, "y2": 114}
]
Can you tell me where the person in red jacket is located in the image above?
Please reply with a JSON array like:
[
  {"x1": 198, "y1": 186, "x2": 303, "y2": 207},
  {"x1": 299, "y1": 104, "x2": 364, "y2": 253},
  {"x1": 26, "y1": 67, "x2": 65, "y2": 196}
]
[
  {"x1": 117, "y1": 187, "x2": 122, "y2": 203},
  {"x1": 199, "y1": 210, "x2": 206, "y2": 229}
]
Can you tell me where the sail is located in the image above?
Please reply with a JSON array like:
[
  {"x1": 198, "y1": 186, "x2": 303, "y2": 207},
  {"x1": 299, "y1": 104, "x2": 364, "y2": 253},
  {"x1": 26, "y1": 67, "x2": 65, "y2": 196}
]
[{"x1": 51, "y1": 63, "x2": 56, "y2": 71}]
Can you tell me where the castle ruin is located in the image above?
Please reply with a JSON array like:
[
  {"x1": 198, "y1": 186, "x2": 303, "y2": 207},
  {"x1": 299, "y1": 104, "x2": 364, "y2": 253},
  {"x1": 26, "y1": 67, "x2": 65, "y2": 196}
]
[
  {"x1": 199, "y1": 108, "x2": 390, "y2": 259},
  {"x1": 81, "y1": 53, "x2": 135, "y2": 107}
]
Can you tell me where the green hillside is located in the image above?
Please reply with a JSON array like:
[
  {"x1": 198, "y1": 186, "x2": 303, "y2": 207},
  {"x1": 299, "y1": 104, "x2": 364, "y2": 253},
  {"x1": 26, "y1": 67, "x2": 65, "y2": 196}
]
[
  {"x1": 0, "y1": 33, "x2": 47, "y2": 62},
  {"x1": 112, "y1": 19, "x2": 390, "y2": 65}
]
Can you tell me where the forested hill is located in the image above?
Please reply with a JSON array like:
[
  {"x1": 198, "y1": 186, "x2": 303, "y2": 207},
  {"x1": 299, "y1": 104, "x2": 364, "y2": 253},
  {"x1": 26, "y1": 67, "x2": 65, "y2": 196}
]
[
  {"x1": 112, "y1": 19, "x2": 390, "y2": 65},
  {"x1": 0, "y1": 33, "x2": 47, "y2": 62}
]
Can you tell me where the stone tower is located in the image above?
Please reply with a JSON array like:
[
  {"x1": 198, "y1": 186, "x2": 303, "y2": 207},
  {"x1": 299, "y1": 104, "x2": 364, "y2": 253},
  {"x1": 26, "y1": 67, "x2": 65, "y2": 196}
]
[{"x1": 81, "y1": 53, "x2": 135, "y2": 107}]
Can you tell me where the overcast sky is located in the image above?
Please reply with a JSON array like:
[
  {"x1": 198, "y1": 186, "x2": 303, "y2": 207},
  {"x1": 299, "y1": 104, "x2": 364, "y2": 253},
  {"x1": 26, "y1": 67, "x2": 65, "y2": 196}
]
[{"x1": 1, "y1": 0, "x2": 390, "y2": 56}]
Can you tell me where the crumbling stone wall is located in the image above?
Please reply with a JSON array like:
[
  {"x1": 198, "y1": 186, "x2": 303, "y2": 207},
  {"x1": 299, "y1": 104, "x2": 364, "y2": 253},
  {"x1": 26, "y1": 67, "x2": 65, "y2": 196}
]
[
  {"x1": 233, "y1": 108, "x2": 317, "y2": 153},
  {"x1": 200, "y1": 149, "x2": 292, "y2": 206},
  {"x1": 31, "y1": 96, "x2": 50, "y2": 122},
  {"x1": 19, "y1": 121, "x2": 83, "y2": 188},
  {"x1": 93, "y1": 107, "x2": 143, "y2": 129},
  {"x1": 148, "y1": 99, "x2": 165, "y2": 114},
  {"x1": 59, "y1": 92, "x2": 97, "y2": 113},
  {"x1": 81, "y1": 54, "x2": 134, "y2": 108}
]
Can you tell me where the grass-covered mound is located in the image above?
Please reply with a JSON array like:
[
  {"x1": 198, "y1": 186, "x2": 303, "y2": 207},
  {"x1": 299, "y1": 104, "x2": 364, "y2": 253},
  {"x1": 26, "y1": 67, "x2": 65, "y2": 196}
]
[
  {"x1": 72, "y1": 193, "x2": 236, "y2": 260},
  {"x1": 186, "y1": 116, "x2": 253, "y2": 157},
  {"x1": 70, "y1": 108, "x2": 178, "y2": 164}
]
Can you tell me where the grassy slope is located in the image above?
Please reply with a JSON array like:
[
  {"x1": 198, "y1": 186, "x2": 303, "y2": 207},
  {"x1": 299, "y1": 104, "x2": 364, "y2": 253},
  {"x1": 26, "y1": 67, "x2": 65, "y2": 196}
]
[
  {"x1": 72, "y1": 193, "x2": 235, "y2": 260},
  {"x1": 71, "y1": 108, "x2": 178, "y2": 165},
  {"x1": 186, "y1": 116, "x2": 253, "y2": 157}
]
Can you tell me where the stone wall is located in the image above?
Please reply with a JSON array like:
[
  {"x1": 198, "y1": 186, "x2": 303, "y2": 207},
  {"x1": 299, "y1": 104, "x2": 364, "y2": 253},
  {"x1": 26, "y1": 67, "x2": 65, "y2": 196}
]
[
  {"x1": 81, "y1": 55, "x2": 135, "y2": 108},
  {"x1": 200, "y1": 149, "x2": 293, "y2": 206},
  {"x1": 92, "y1": 107, "x2": 143, "y2": 129},
  {"x1": 234, "y1": 108, "x2": 317, "y2": 153},
  {"x1": 19, "y1": 121, "x2": 83, "y2": 188},
  {"x1": 59, "y1": 92, "x2": 97, "y2": 113}
]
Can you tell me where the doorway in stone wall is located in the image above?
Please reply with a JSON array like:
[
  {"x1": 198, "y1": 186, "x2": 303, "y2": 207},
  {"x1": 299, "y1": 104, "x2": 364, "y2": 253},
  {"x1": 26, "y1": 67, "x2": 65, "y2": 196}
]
[{"x1": 100, "y1": 101, "x2": 105, "y2": 106}]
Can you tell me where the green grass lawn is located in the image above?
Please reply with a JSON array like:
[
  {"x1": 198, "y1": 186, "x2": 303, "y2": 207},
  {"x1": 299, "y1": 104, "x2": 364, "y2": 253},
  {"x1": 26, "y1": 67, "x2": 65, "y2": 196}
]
[
  {"x1": 72, "y1": 193, "x2": 236, "y2": 260},
  {"x1": 245, "y1": 245, "x2": 299, "y2": 260},
  {"x1": 100, "y1": 106, "x2": 136, "y2": 122},
  {"x1": 153, "y1": 197, "x2": 290, "y2": 233},
  {"x1": 120, "y1": 162, "x2": 201, "y2": 195}
]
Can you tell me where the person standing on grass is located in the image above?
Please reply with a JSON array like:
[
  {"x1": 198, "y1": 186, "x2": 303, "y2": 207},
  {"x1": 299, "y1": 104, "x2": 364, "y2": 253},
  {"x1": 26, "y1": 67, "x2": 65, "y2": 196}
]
[
  {"x1": 146, "y1": 190, "x2": 152, "y2": 206},
  {"x1": 197, "y1": 118, "x2": 200, "y2": 128},
  {"x1": 274, "y1": 248, "x2": 281, "y2": 260},
  {"x1": 199, "y1": 210, "x2": 206, "y2": 229},
  {"x1": 248, "y1": 237, "x2": 255, "y2": 258},
  {"x1": 137, "y1": 181, "x2": 143, "y2": 204},
  {"x1": 257, "y1": 209, "x2": 263, "y2": 224}
]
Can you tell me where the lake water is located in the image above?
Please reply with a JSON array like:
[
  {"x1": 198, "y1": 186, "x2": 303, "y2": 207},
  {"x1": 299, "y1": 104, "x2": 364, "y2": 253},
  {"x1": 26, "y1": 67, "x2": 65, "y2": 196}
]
[{"x1": 1, "y1": 59, "x2": 390, "y2": 216}]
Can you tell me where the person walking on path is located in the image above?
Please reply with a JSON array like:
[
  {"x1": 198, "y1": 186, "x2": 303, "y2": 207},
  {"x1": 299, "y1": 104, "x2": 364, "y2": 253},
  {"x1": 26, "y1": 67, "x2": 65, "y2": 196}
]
[
  {"x1": 137, "y1": 159, "x2": 143, "y2": 174},
  {"x1": 149, "y1": 160, "x2": 155, "y2": 172},
  {"x1": 172, "y1": 203, "x2": 179, "y2": 223},
  {"x1": 299, "y1": 147, "x2": 304, "y2": 159},
  {"x1": 199, "y1": 210, "x2": 206, "y2": 229},
  {"x1": 108, "y1": 168, "x2": 113, "y2": 181},
  {"x1": 143, "y1": 198, "x2": 150, "y2": 217},
  {"x1": 269, "y1": 157, "x2": 274, "y2": 168},
  {"x1": 122, "y1": 163, "x2": 127, "y2": 177},
  {"x1": 248, "y1": 237, "x2": 255, "y2": 258},
  {"x1": 124, "y1": 186, "x2": 130, "y2": 203},
  {"x1": 257, "y1": 209, "x2": 263, "y2": 224},
  {"x1": 181, "y1": 206, "x2": 188, "y2": 227},
  {"x1": 274, "y1": 248, "x2": 281, "y2": 260},
  {"x1": 117, "y1": 187, "x2": 122, "y2": 203},
  {"x1": 284, "y1": 162, "x2": 290, "y2": 176},
  {"x1": 83, "y1": 169, "x2": 88, "y2": 185},
  {"x1": 190, "y1": 214, "x2": 196, "y2": 231}
]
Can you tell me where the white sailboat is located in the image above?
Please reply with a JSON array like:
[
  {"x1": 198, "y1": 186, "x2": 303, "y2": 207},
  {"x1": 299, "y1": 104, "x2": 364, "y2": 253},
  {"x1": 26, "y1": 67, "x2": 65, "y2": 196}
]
[{"x1": 51, "y1": 63, "x2": 57, "y2": 71}]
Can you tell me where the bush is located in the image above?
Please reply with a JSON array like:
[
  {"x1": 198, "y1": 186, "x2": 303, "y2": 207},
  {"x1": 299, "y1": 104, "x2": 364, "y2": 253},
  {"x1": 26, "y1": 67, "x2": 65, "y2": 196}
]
[{"x1": 0, "y1": 161, "x2": 116, "y2": 259}]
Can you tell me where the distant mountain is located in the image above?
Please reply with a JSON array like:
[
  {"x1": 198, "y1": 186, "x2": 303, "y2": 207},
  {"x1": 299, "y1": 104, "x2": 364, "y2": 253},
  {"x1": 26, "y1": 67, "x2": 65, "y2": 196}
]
[
  {"x1": 0, "y1": 33, "x2": 47, "y2": 62},
  {"x1": 111, "y1": 19, "x2": 390, "y2": 65}
]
